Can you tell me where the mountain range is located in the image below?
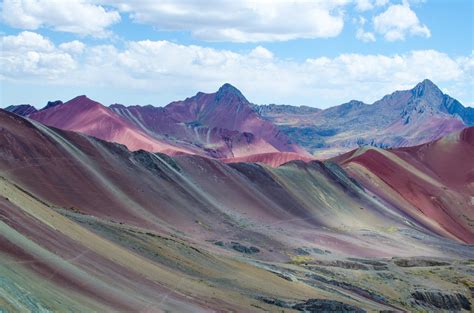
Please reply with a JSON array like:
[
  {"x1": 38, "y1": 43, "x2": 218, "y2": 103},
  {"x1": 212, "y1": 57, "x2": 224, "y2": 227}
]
[
  {"x1": 0, "y1": 107, "x2": 472, "y2": 311},
  {"x1": 257, "y1": 79, "x2": 473, "y2": 158},
  {"x1": 6, "y1": 79, "x2": 473, "y2": 162}
]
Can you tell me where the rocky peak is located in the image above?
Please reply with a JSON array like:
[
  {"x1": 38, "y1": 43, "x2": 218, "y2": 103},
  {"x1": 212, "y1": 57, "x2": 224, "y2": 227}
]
[
  {"x1": 215, "y1": 83, "x2": 247, "y2": 102},
  {"x1": 42, "y1": 100, "x2": 63, "y2": 111},
  {"x1": 411, "y1": 79, "x2": 443, "y2": 99},
  {"x1": 399, "y1": 80, "x2": 447, "y2": 122}
]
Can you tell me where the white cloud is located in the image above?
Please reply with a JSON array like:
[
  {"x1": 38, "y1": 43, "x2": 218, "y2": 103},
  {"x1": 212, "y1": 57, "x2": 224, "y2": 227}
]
[
  {"x1": 99, "y1": 0, "x2": 348, "y2": 42},
  {"x1": 59, "y1": 40, "x2": 86, "y2": 54},
  {"x1": 373, "y1": 3, "x2": 431, "y2": 41},
  {"x1": 0, "y1": 32, "x2": 77, "y2": 79},
  {"x1": 249, "y1": 46, "x2": 274, "y2": 59},
  {"x1": 1, "y1": 0, "x2": 120, "y2": 37},
  {"x1": 1, "y1": 32, "x2": 472, "y2": 107},
  {"x1": 356, "y1": 29, "x2": 376, "y2": 42},
  {"x1": 1, "y1": 30, "x2": 54, "y2": 51},
  {"x1": 0, "y1": 1, "x2": 433, "y2": 44}
]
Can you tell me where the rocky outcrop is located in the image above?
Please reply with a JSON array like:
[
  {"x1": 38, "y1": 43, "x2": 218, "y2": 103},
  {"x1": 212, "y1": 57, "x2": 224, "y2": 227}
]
[
  {"x1": 293, "y1": 299, "x2": 366, "y2": 312},
  {"x1": 394, "y1": 258, "x2": 450, "y2": 267},
  {"x1": 411, "y1": 290, "x2": 471, "y2": 310},
  {"x1": 259, "y1": 297, "x2": 366, "y2": 312},
  {"x1": 213, "y1": 241, "x2": 260, "y2": 254},
  {"x1": 306, "y1": 274, "x2": 388, "y2": 305},
  {"x1": 231, "y1": 242, "x2": 260, "y2": 254}
]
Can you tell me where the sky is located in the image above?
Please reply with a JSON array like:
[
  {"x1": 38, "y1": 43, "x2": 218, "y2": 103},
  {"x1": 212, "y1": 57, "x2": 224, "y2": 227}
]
[{"x1": 0, "y1": 0, "x2": 473, "y2": 108}]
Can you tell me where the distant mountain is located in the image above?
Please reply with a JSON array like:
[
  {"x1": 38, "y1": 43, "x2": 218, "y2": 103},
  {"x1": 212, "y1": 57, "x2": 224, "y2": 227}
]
[
  {"x1": 6, "y1": 84, "x2": 307, "y2": 160},
  {"x1": 5, "y1": 100, "x2": 63, "y2": 116},
  {"x1": 29, "y1": 95, "x2": 195, "y2": 155},
  {"x1": 4, "y1": 104, "x2": 37, "y2": 116},
  {"x1": 259, "y1": 79, "x2": 472, "y2": 157},
  {"x1": 253, "y1": 103, "x2": 321, "y2": 115},
  {"x1": 111, "y1": 83, "x2": 308, "y2": 158},
  {"x1": 4, "y1": 79, "x2": 471, "y2": 160}
]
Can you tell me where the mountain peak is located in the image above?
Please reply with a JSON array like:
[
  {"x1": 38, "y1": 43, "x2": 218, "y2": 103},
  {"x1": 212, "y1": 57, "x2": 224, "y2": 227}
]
[
  {"x1": 67, "y1": 95, "x2": 99, "y2": 105},
  {"x1": 216, "y1": 83, "x2": 247, "y2": 102},
  {"x1": 42, "y1": 100, "x2": 63, "y2": 111},
  {"x1": 61, "y1": 95, "x2": 105, "y2": 112},
  {"x1": 73, "y1": 95, "x2": 90, "y2": 101},
  {"x1": 412, "y1": 79, "x2": 443, "y2": 98}
]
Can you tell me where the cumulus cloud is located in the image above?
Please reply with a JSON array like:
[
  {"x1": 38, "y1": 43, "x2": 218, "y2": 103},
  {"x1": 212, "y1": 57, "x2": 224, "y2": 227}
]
[
  {"x1": 356, "y1": 29, "x2": 376, "y2": 42},
  {"x1": 1, "y1": 30, "x2": 54, "y2": 51},
  {"x1": 0, "y1": 32, "x2": 77, "y2": 79},
  {"x1": 59, "y1": 40, "x2": 86, "y2": 54},
  {"x1": 1, "y1": 0, "x2": 120, "y2": 37},
  {"x1": 0, "y1": 0, "x2": 434, "y2": 43},
  {"x1": 373, "y1": 3, "x2": 431, "y2": 41},
  {"x1": 249, "y1": 46, "x2": 274, "y2": 59},
  {"x1": 99, "y1": 0, "x2": 347, "y2": 42},
  {"x1": 1, "y1": 32, "x2": 472, "y2": 107}
]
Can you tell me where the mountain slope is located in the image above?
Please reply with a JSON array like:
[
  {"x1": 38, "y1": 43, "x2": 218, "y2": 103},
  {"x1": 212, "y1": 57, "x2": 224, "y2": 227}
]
[
  {"x1": 0, "y1": 109, "x2": 472, "y2": 311},
  {"x1": 336, "y1": 126, "x2": 474, "y2": 243}
]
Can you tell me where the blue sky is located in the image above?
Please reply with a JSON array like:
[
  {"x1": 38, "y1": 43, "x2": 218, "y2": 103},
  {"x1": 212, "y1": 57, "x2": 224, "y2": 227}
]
[{"x1": 1, "y1": 0, "x2": 473, "y2": 108}]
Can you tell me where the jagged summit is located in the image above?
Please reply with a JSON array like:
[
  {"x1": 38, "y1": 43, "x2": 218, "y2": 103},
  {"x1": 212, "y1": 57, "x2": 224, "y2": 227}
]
[
  {"x1": 216, "y1": 83, "x2": 247, "y2": 102},
  {"x1": 43, "y1": 100, "x2": 63, "y2": 111},
  {"x1": 411, "y1": 79, "x2": 443, "y2": 98}
]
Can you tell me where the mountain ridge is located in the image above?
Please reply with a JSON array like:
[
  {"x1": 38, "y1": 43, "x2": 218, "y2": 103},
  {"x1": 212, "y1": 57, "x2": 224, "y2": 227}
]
[
  {"x1": 258, "y1": 79, "x2": 472, "y2": 157},
  {"x1": 4, "y1": 79, "x2": 472, "y2": 159}
]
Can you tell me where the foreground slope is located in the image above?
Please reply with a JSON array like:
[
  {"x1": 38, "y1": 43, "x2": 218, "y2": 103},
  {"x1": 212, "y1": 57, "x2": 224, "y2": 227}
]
[
  {"x1": 337, "y1": 127, "x2": 474, "y2": 243},
  {"x1": 0, "y1": 109, "x2": 472, "y2": 312}
]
